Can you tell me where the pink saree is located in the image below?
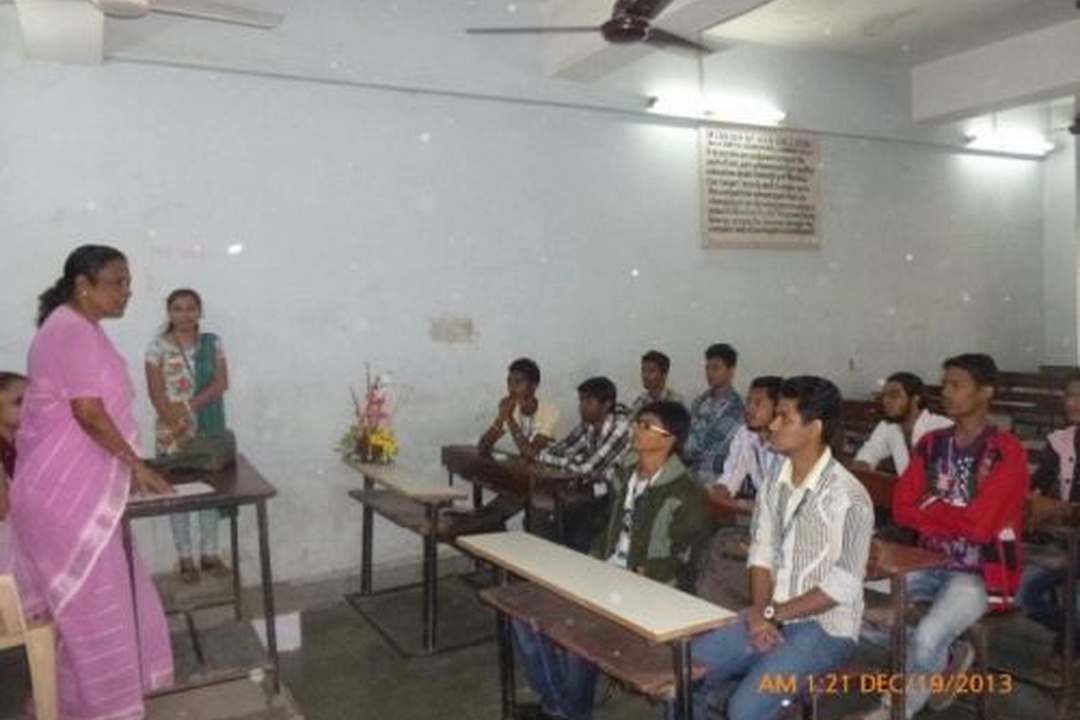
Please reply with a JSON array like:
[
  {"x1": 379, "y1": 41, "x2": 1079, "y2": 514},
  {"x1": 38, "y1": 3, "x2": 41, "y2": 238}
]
[{"x1": 11, "y1": 305, "x2": 173, "y2": 720}]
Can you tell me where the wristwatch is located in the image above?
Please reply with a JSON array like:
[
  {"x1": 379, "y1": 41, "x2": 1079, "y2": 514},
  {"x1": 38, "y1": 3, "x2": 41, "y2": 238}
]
[{"x1": 762, "y1": 603, "x2": 781, "y2": 626}]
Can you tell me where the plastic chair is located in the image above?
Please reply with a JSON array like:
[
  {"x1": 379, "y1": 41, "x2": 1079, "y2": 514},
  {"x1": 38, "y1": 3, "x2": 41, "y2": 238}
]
[{"x1": 0, "y1": 574, "x2": 59, "y2": 720}]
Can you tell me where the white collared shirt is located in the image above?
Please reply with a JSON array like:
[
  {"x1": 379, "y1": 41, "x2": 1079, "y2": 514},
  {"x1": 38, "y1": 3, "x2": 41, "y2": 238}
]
[
  {"x1": 854, "y1": 409, "x2": 953, "y2": 474},
  {"x1": 710, "y1": 424, "x2": 781, "y2": 497},
  {"x1": 747, "y1": 448, "x2": 875, "y2": 639}
]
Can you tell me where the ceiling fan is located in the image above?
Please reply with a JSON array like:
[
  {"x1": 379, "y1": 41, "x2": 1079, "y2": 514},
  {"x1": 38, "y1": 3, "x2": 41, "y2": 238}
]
[
  {"x1": 467, "y1": 0, "x2": 711, "y2": 54},
  {"x1": 89, "y1": 0, "x2": 283, "y2": 28}
]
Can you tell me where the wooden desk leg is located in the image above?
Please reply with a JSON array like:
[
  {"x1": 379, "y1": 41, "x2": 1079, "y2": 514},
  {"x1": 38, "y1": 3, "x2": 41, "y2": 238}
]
[
  {"x1": 1061, "y1": 531, "x2": 1078, "y2": 716},
  {"x1": 554, "y1": 490, "x2": 567, "y2": 546},
  {"x1": 422, "y1": 504, "x2": 438, "y2": 654},
  {"x1": 673, "y1": 638, "x2": 692, "y2": 720},
  {"x1": 256, "y1": 500, "x2": 280, "y2": 693},
  {"x1": 891, "y1": 574, "x2": 907, "y2": 720},
  {"x1": 495, "y1": 568, "x2": 516, "y2": 720},
  {"x1": 361, "y1": 475, "x2": 374, "y2": 596},
  {"x1": 230, "y1": 510, "x2": 242, "y2": 622},
  {"x1": 122, "y1": 518, "x2": 146, "y2": 691}
]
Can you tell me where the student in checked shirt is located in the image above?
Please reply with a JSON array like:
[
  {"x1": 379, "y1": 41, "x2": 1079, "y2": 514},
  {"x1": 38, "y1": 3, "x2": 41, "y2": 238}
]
[
  {"x1": 684, "y1": 343, "x2": 745, "y2": 485},
  {"x1": 538, "y1": 376, "x2": 632, "y2": 552},
  {"x1": 690, "y1": 376, "x2": 874, "y2": 720}
]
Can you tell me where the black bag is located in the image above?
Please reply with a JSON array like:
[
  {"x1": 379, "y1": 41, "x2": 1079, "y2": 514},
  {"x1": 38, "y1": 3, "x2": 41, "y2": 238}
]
[{"x1": 150, "y1": 429, "x2": 237, "y2": 473}]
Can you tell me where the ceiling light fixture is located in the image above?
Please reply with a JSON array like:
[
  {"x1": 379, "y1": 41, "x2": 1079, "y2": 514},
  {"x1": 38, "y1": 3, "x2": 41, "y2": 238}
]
[
  {"x1": 648, "y1": 92, "x2": 787, "y2": 127},
  {"x1": 964, "y1": 129, "x2": 1054, "y2": 158}
]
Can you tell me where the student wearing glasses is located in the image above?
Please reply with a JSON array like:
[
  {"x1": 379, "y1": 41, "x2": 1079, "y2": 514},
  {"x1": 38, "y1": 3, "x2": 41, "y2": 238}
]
[{"x1": 514, "y1": 401, "x2": 710, "y2": 720}]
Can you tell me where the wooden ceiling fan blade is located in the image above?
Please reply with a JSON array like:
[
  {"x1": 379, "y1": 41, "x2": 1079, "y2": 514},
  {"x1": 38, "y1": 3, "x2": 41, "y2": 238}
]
[
  {"x1": 644, "y1": 27, "x2": 713, "y2": 53},
  {"x1": 467, "y1": 26, "x2": 600, "y2": 35},
  {"x1": 148, "y1": 0, "x2": 283, "y2": 28}
]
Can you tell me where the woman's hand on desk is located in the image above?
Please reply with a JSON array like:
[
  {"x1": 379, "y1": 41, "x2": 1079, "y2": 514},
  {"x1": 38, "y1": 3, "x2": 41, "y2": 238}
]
[{"x1": 131, "y1": 462, "x2": 172, "y2": 496}]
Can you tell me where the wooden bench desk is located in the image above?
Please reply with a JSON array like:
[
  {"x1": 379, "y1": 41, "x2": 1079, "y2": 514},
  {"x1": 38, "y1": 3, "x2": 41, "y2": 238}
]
[
  {"x1": 441, "y1": 445, "x2": 592, "y2": 541},
  {"x1": 345, "y1": 457, "x2": 496, "y2": 656},
  {"x1": 458, "y1": 531, "x2": 735, "y2": 720}
]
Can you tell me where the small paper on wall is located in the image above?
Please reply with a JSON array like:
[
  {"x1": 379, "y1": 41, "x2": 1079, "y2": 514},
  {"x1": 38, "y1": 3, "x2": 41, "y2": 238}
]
[{"x1": 429, "y1": 315, "x2": 477, "y2": 344}]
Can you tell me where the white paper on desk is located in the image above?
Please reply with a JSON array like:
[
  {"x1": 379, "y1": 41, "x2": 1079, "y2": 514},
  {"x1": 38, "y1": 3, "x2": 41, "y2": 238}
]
[{"x1": 128, "y1": 481, "x2": 216, "y2": 504}]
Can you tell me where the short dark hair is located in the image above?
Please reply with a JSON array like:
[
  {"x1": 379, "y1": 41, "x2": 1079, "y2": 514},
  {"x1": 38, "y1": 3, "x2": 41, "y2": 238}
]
[
  {"x1": 641, "y1": 350, "x2": 671, "y2": 374},
  {"x1": 749, "y1": 375, "x2": 783, "y2": 404},
  {"x1": 886, "y1": 372, "x2": 925, "y2": 401},
  {"x1": 577, "y1": 376, "x2": 617, "y2": 406},
  {"x1": 779, "y1": 376, "x2": 843, "y2": 448},
  {"x1": 942, "y1": 354, "x2": 998, "y2": 388},
  {"x1": 0, "y1": 372, "x2": 27, "y2": 393},
  {"x1": 508, "y1": 357, "x2": 541, "y2": 386},
  {"x1": 636, "y1": 400, "x2": 691, "y2": 454},
  {"x1": 705, "y1": 343, "x2": 737, "y2": 368}
]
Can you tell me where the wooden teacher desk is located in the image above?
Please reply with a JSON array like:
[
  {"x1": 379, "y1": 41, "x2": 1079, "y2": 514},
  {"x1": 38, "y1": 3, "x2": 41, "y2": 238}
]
[
  {"x1": 123, "y1": 454, "x2": 279, "y2": 693},
  {"x1": 458, "y1": 531, "x2": 735, "y2": 720}
]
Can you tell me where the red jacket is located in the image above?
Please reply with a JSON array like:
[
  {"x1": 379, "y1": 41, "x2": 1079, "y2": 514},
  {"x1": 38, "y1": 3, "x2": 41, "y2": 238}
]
[{"x1": 893, "y1": 425, "x2": 1029, "y2": 607}]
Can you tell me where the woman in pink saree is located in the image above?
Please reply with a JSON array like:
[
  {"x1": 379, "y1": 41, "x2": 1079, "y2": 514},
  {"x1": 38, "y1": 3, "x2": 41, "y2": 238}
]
[{"x1": 11, "y1": 245, "x2": 174, "y2": 720}]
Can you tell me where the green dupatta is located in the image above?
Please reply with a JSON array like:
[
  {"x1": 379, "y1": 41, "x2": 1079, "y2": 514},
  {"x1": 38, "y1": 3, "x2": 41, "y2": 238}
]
[{"x1": 193, "y1": 333, "x2": 226, "y2": 435}]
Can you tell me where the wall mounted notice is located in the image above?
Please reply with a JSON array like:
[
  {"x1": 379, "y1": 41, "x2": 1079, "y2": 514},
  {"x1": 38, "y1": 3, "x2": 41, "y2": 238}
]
[{"x1": 700, "y1": 126, "x2": 820, "y2": 249}]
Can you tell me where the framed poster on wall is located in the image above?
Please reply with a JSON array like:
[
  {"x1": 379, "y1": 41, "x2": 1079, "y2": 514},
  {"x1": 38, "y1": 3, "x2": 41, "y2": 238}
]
[{"x1": 700, "y1": 125, "x2": 821, "y2": 249}]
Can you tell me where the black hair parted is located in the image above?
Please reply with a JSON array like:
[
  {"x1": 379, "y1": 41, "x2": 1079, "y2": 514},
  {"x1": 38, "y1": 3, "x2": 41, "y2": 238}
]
[
  {"x1": 38, "y1": 245, "x2": 127, "y2": 326},
  {"x1": 779, "y1": 376, "x2": 843, "y2": 448}
]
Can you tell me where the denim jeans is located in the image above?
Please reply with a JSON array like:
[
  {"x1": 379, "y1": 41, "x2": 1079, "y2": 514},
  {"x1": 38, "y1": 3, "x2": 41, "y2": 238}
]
[
  {"x1": 690, "y1": 618, "x2": 855, "y2": 720},
  {"x1": 1020, "y1": 563, "x2": 1079, "y2": 655},
  {"x1": 861, "y1": 569, "x2": 988, "y2": 718},
  {"x1": 170, "y1": 509, "x2": 221, "y2": 557},
  {"x1": 512, "y1": 619, "x2": 599, "y2": 720}
]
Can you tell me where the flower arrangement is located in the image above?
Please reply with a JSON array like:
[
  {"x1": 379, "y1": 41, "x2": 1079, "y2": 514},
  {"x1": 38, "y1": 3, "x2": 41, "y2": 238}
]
[{"x1": 340, "y1": 363, "x2": 399, "y2": 464}]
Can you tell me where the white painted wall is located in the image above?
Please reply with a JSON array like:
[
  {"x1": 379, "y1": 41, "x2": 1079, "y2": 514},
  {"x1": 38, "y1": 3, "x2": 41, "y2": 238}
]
[
  {"x1": 1042, "y1": 135, "x2": 1078, "y2": 364},
  {"x1": 0, "y1": 8, "x2": 1052, "y2": 584}
]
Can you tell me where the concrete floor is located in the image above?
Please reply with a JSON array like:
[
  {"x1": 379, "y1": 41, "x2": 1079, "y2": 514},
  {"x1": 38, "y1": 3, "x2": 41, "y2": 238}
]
[{"x1": 2, "y1": 563, "x2": 1077, "y2": 720}]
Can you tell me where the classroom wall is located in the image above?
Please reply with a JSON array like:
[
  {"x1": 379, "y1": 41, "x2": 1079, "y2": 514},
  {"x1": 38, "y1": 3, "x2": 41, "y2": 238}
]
[
  {"x1": 1042, "y1": 136, "x2": 1078, "y2": 365},
  {"x1": 0, "y1": 7, "x2": 1052, "y2": 583}
]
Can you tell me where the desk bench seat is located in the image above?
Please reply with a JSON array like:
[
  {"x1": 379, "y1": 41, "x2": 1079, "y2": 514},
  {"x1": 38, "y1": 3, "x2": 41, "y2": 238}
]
[
  {"x1": 347, "y1": 489, "x2": 504, "y2": 540},
  {"x1": 479, "y1": 582, "x2": 707, "y2": 701}
]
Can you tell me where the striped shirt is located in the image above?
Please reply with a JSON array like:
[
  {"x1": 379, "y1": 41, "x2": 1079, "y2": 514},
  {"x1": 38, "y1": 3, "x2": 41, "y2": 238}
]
[
  {"x1": 539, "y1": 405, "x2": 632, "y2": 480},
  {"x1": 747, "y1": 448, "x2": 874, "y2": 639}
]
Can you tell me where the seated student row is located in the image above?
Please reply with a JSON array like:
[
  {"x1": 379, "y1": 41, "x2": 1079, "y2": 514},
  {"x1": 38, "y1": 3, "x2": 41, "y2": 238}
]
[{"x1": 473, "y1": 351, "x2": 1038, "y2": 720}]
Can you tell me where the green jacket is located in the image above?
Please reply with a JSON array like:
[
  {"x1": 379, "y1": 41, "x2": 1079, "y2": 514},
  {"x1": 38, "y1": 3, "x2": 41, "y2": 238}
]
[{"x1": 593, "y1": 454, "x2": 711, "y2": 588}]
